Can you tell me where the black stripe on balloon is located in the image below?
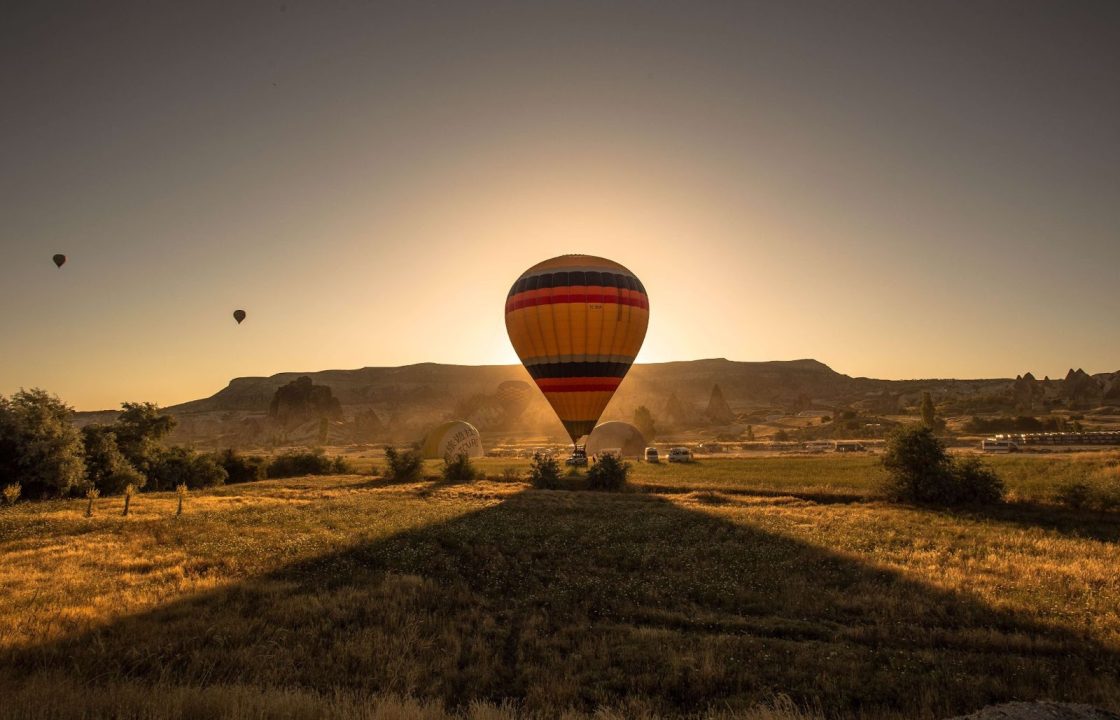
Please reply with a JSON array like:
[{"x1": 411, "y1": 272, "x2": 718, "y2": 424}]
[
  {"x1": 507, "y1": 272, "x2": 647, "y2": 298},
  {"x1": 563, "y1": 420, "x2": 598, "y2": 439},
  {"x1": 525, "y1": 361, "x2": 633, "y2": 380}
]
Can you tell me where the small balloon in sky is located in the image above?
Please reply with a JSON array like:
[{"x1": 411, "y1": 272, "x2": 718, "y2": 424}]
[
  {"x1": 233, "y1": 309, "x2": 247, "y2": 324},
  {"x1": 52, "y1": 254, "x2": 66, "y2": 268}
]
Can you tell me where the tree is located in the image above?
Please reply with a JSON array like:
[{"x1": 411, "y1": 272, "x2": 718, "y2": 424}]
[
  {"x1": 81, "y1": 425, "x2": 145, "y2": 495},
  {"x1": 633, "y1": 406, "x2": 657, "y2": 441},
  {"x1": 919, "y1": 392, "x2": 936, "y2": 429},
  {"x1": 112, "y1": 402, "x2": 176, "y2": 473},
  {"x1": 880, "y1": 426, "x2": 1003, "y2": 505},
  {"x1": 0, "y1": 389, "x2": 85, "y2": 498}
]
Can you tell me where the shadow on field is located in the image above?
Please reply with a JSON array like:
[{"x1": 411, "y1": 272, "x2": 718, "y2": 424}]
[
  {"x1": 6, "y1": 489, "x2": 1119, "y2": 718},
  {"x1": 946, "y1": 501, "x2": 1120, "y2": 543}
]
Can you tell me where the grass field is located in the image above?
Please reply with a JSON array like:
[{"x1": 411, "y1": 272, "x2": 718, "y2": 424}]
[{"x1": 1, "y1": 455, "x2": 1119, "y2": 719}]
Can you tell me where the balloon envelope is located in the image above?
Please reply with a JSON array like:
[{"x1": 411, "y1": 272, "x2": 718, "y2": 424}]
[
  {"x1": 495, "y1": 380, "x2": 533, "y2": 418},
  {"x1": 52, "y1": 254, "x2": 66, "y2": 268},
  {"x1": 586, "y1": 421, "x2": 647, "y2": 458},
  {"x1": 233, "y1": 310, "x2": 246, "y2": 324},
  {"x1": 504, "y1": 254, "x2": 649, "y2": 443},
  {"x1": 419, "y1": 420, "x2": 483, "y2": 460}
]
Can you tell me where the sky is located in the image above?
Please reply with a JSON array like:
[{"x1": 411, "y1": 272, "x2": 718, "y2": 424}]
[{"x1": 1, "y1": 1, "x2": 1118, "y2": 410}]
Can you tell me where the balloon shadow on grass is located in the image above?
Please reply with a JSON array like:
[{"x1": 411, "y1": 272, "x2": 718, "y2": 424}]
[{"x1": 6, "y1": 490, "x2": 1119, "y2": 717}]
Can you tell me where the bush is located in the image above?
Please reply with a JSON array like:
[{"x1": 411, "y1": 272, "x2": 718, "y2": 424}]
[
  {"x1": 267, "y1": 449, "x2": 350, "y2": 478},
  {"x1": 951, "y1": 456, "x2": 1005, "y2": 505},
  {"x1": 1055, "y1": 475, "x2": 1120, "y2": 512},
  {"x1": 3, "y1": 483, "x2": 20, "y2": 505},
  {"x1": 441, "y1": 453, "x2": 478, "y2": 483},
  {"x1": 528, "y1": 452, "x2": 561, "y2": 489},
  {"x1": 1055, "y1": 481, "x2": 1093, "y2": 510},
  {"x1": 497, "y1": 467, "x2": 522, "y2": 483},
  {"x1": 586, "y1": 454, "x2": 630, "y2": 492},
  {"x1": 880, "y1": 426, "x2": 1003, "y2": 505},
  {"x1": 149, "y1": 447, "x2": 228, "y2": 491},
  {"x1": 384, "y1": 446, "x2": 423, "y2": 483},
  {"x1": 0, "y1": 389, "x2": 86, "y2": 499},
  {"x1": 214, "y1": 449, "x2": 268, "y2": 484}
]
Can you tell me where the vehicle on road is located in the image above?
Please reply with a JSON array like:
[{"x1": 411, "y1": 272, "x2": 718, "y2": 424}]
[
  {"x1": 565, "y1": 445, "x2": 588, "y2": 466},
  {"x1": 981, "y1": 438, "x2": 1018, "y2": 453},
  {"x1": 668, "y1": 447, "x2": 693, "y2": 463},
  {"x1": 644, "y1": 447, "x2": 659, "y2": 463}
]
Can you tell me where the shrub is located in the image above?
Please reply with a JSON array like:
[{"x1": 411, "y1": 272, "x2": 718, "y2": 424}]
[
  {"x1": 3, "y1": 483, "x2": 21, "y2": 505},
  {"x1": 84, "y1": 486, "x2": 99, "y2": 517},
  {"x1": 1055, "y1": 473, "x2": 1120, "y2": 512},
  {"x1": 951, "y1": 456, "x2": 1005, "y2": 505},
  {"x1": 384, "y1": 446, "x2": 423, "y2": 483},
  {"x1": 586, "y1": 454, "x2": 630, "y2": 492},
  {"x1": 497, "y1": 467, "x2": 522, "y2": 483},
  {"x1": 214, "y1": 449, "x2": 268, "y2": 484},
  {"x1": 528, "y1": 452, "x2": 561, "y2": 489},
  {"x1": 441, "y1": 453, "x2": 478, "y2": 483},
  {"x1": 1055, "y1": 481, "x2": 1092, "y2": 510},
  {"x1": 880, "y1": 426, "x2": 1003, "y2": 505},
  {"x1": 149, "y1": 447, "x2": 228, "y2": 491},
  {"x1": 267, "y1": 449, "x2": 347, "y2": 478}
]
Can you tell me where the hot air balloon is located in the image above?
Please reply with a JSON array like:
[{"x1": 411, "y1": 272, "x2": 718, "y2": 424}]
[
  {"x1": 233, "y1": 310, "x2": 246, "y2": 324},
  {"x1": 52, "y1": 254, "x2": 66, "y2": 268},
  {"x1": 505, "y1": 254, "x2": 649, "y2": 445},
  {"x1": 586, "y1": 421, "x2": 647, "y2": 458},
  {"x1": 419, "y1": 420, "x2": 483, "y2": 460},
  {"x1": 495, "y1": 380, "x2": 533, "y2": 420}
]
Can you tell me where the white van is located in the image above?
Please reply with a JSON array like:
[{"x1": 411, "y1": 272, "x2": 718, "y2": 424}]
[
  {"x1": 668, "y1": 447, "x2": 693, "y2": 463},
  {"x1": 644, "y1": 447, "x2": 659, "y2": 463}
]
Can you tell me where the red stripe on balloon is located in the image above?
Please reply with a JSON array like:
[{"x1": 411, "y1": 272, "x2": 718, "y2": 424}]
[
  {"x1": 505, "y1": 290, "x2": 649, "y2": 313},
  {"x1": 536, "y1": 378, "x2": 622, "y2": 393}
]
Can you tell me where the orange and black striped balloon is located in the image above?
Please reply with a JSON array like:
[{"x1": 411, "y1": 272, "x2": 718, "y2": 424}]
[{"x1": 505, "y1": 255, "x2": 649, "y2": 443}]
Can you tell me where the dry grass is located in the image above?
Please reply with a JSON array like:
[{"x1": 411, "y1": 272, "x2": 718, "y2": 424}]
[{"x1": 1, "y1": 458, "x2": 1118, "y2": 718}]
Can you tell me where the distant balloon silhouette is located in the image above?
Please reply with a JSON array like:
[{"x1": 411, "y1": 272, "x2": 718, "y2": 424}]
[
  {"x1": 233, "y1": 310, "x2": 246, "y2": 324},
  {"x1": 52, "y1": 254, "x2": 66, "y2": 268}
]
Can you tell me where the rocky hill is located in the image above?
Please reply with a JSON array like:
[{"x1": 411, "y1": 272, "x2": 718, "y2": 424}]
[{"x1": 74, "y1": 359, "x2": 1120, "y2": 447}]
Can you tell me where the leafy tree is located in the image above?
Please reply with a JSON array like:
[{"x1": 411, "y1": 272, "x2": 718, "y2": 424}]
[
  {"x1": 586, "y1": 453, "x2": 630, "y2": 491},
  {"x1": 880, "y1": 426, "x2": 1003, "y2": 505},
  {"x1": 919, "y1": 392, "x2": 937, "y2": 429},
  {"x1": 149, "y1": 447, "x2": 227, "y2": 491},
  {"x1": 633, "y1": 406, "x2": 657, "y2": 441},
  {"x1": 112, "y1": 402, "x2": 176, "y2": 473},
  {"x1": 0, "y1": 389, "x2": 85, "y2": 498},
  {"x1": 81, "y1": 425, "x2": 145, "y2": 495}
]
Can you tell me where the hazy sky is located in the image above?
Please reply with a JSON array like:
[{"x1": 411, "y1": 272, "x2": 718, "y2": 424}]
[{"x1": 2, "y1": 1, "x2": 1118, "y2": 409}]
